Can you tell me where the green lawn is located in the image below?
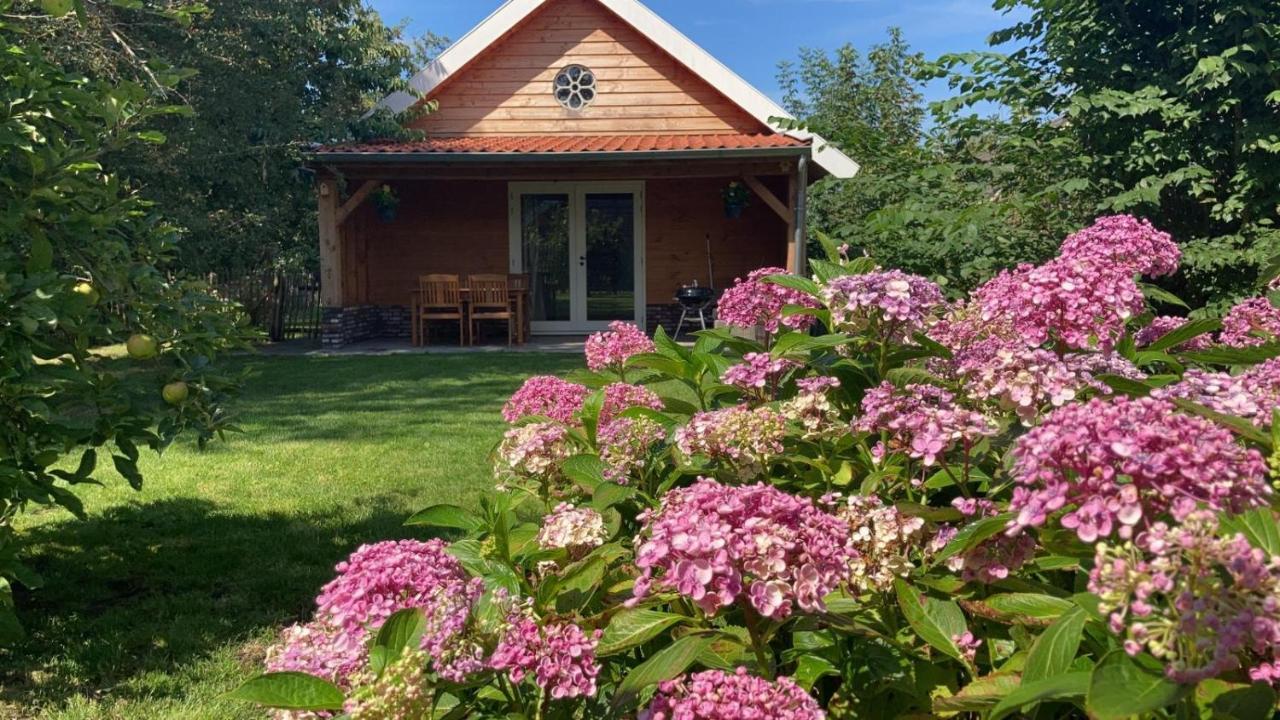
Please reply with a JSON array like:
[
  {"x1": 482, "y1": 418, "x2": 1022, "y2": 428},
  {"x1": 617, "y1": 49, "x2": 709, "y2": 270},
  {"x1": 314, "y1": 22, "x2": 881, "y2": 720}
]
[{"x1": 0, "y1": 352, "x2": 580, "y2": 719}]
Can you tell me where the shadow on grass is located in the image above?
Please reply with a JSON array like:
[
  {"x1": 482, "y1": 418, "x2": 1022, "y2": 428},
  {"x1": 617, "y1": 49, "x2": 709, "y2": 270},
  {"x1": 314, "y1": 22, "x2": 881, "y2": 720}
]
[{"x1": 0, "y1": 497, "x2": 449, "y2": 710}]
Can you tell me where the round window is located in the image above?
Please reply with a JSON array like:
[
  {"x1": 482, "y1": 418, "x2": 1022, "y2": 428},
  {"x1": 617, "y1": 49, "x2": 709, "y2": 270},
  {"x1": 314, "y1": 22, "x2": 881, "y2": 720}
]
[{"x1": 553, "y1": 64, "x2": 596, "y2": 111}]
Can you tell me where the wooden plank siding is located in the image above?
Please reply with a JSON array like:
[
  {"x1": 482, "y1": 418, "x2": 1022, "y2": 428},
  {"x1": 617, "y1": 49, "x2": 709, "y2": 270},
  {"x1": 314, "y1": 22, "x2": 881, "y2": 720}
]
[
  {"x1": 337, "y1": 174, "x2": 787, "y2": 308},
  {"x1": 410, "y1": 0, "x2": 768, "y2": 136}
]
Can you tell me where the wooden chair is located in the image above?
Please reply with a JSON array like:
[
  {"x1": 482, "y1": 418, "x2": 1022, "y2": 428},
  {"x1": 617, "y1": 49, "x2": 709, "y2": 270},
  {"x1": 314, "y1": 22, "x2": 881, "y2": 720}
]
[
  {"x1": 468, "y1": 274, "x2": 514, "y2": 346},
  {"x1": 507, "y1": 273, "x2": 530, "y2": 344},
  {"x1": 417, "y1": 274, "x2": 466, "y2": 346}
]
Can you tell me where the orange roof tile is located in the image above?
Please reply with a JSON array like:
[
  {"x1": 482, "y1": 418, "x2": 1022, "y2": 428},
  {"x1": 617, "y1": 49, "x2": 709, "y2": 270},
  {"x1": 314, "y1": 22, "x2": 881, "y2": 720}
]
[{"x1": 315, "y1": 133, "x2": 807, "y2": 156}]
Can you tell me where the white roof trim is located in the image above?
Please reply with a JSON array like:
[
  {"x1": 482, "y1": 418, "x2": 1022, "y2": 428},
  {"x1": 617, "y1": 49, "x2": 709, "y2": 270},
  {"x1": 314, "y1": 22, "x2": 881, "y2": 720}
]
[{"x1": 379, "y1": 0, "x2": 860, "y2": 179}]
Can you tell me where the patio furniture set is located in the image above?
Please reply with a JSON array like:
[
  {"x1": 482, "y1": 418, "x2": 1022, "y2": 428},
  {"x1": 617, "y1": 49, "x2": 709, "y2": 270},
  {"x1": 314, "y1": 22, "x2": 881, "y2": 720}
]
[{"x1": 412, "y1": 274, "x2": 530, "y2": 346}]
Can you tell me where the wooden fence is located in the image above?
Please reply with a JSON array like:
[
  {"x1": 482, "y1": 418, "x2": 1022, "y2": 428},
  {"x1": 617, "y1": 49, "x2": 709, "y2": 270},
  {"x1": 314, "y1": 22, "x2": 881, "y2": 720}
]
[{"x1": 212, "y1": 271, "x2": 322, "y2": 342}]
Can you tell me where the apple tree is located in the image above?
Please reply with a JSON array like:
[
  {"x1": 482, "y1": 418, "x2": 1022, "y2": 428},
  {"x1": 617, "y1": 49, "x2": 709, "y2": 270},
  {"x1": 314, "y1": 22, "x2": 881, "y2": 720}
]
[{"x1": 0, "y1": 0, "x2": 254, "y2": 639}]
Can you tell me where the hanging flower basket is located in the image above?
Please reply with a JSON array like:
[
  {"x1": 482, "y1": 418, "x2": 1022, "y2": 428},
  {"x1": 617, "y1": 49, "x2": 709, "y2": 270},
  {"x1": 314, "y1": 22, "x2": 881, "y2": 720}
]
[
  {"x1": 722, "y1": 181, "x2": 749, "y2": 219},
  {"x1": 372, "y1": 184, "x2": 399, "y2": 223}
]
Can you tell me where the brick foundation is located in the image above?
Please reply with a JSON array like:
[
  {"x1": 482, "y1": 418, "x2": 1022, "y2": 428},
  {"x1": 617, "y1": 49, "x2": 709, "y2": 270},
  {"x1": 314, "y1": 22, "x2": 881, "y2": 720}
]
[{"x1": 321, "y1": 305, "x2": 412, "y2": 348}]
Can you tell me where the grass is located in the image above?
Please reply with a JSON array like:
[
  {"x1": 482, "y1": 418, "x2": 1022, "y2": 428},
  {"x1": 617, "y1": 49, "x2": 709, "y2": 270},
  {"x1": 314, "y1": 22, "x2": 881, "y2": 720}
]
[{"x1": 0, "y1": 351, "x2": 581, "y2": 719}]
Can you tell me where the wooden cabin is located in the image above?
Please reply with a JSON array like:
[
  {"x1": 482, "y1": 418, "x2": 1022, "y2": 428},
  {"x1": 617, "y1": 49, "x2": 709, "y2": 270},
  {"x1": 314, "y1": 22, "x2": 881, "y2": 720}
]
[{"x1": 308, "y1": 0, "x2": 859, "y2": 348}]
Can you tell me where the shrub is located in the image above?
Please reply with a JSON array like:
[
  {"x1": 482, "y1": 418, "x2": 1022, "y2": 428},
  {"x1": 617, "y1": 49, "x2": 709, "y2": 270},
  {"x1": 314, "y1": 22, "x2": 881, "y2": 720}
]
[{"x1": 236, "y1": 215, "x2": 1280, "y2": 719}]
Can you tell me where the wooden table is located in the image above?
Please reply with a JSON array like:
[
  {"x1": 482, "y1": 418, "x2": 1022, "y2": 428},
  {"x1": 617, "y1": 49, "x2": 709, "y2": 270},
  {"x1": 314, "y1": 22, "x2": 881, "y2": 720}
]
[{"x1": 410, "y1": 288, "x2": 528, "y2": 346}]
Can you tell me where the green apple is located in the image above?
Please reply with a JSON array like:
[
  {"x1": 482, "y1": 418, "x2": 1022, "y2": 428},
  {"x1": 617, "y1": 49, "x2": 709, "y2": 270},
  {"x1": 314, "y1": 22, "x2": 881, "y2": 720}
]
[
  {"x1": 73, "y1": 282, "x2": 100, "y2": 306},
  {"x1": 126, "y1": 334, "x2": 159, "y2": 360},
  {"x1": 162, "y1": 381, "x2": 189, "y2": 406}
]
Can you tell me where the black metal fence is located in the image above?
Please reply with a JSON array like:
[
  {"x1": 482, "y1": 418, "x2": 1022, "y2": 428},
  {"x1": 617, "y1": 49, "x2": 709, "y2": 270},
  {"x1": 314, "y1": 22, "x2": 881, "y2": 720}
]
[{"x1": 212, "y1": 271, "x2": 322, "y2": 342}]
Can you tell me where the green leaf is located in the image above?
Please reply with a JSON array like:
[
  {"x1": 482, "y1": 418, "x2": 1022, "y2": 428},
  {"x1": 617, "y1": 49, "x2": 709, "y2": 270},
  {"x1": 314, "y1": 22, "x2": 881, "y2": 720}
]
[
  {"x1": 1180, "y1": 344, "x2": 1280, "y2": 367},
  {"x1": 26, "y1": 235, "x2": 53, "y2": 273},
  {"x1": 597, "y1": 609, "x2": 687, "y2": 656},
  {"x1": 1095, "y1": 374, "x2": 1153, "y2": 397},
  {"x1": 591, "y1": 482, "x2": 636, "y2": 510},
  {"x1": 764, "y1": 273, "x2": 821, "y2": 297},
  {"x1": 613, "y1": 634, "x2": 714, "y2": 709},
  {"x1": 932, "y1": 672, "x2": 1023, "y2": 713},
  {"x1": 1141, "y1": 282, "x2": 1189, "y2": 309},
  {"x1": 791, "y1": 654, "x2": 839, "y2": 691},
  {"x1": 228, "y1": 672, "x2": 345, "y2": 711},
  {"x1": 931, "y1": 513, "x2": 1014, "y2": 565},
  {"x1": 990, "y1": 672, "x2": 1090, "y2": 720},
  {"x1": 1147, "y1": 318, "x2": 1221, "y2": 352},
  {"x1": 38, "y1": 0, "x2": 75, "y2": 16},
  {"x1": 135, "y1": 130, "x2": 167, "y2": 144},
  {"x1": 983, "y1": 593, "x2": 1075, "y2": 622},
  {"x1": 112, "y1": 455, "x2": 143, "y2": 491},
  {"x1": 894, "y1": 579, "x2": 967, "y2": 663},
  {"x1": 1171, "y1": 398, "x2": 1273, "y2": 447},
  {"x1": 403, "y1": 504, "x2": 484, "y2": 532},
  {"x1": 562, "y1": 454, "x2": 606, "y2": 493},
  {"x1": 1196, "y1": 680, "x2": 1277, "y2": 720},
  {"x1": 1221, "y1": 508, "x2": 1280, "y2": 558},
  {"x1": 368, "y1": 608, "x2": 427, "y2": 676},
  {"x1": 1086, "y1": 651, "x2": 1186, "y2": 720},
  {"x1": 1023, "y1": 607, "x2": 1086, "y2": 683}
]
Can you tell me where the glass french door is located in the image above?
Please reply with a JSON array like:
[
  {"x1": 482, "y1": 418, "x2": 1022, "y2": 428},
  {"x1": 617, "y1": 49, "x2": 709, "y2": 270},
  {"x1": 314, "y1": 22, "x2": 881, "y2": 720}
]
[{"x1": 509, "y1": 182, "x2": 645, "y2": 335}]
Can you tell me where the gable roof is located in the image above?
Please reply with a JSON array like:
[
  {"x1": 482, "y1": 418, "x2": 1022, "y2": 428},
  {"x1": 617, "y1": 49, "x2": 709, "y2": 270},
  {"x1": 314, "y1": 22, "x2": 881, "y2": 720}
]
[{"x1": 376, "y1": 0, "x2": 860, "y2": 179}]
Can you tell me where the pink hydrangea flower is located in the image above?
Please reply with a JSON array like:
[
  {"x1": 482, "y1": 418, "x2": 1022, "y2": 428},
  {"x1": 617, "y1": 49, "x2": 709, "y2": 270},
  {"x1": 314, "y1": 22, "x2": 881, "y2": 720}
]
[
  {"x1": 943, "y1": 498, "x2": 1036, "y2": 584},
  {"x1": 266, "y1": 540, "x2": 484, "y2": 695},
  {"x1": 952, "y1": 632, "x2": 984, "y2": 665},
  {"x1": 716, "y1": 267, "x2": 818, "y2": 334},
  {"x1": 1090, "y1": 511, "x2": 1280, "y2": 684},
  {"x1": 1135, "y1": 316, "x2": 1213, "y2": 351},
  {"x1": 975, "y1": 257, "x2": 1144, "y2": 352},
  {"x1": 494, "y1": 422, "x2": 574, "y2": 483},
  {"x1": 597, "y1": 416, "x2": 666, "y2": 484},
  {"x1": 641, "y1": 668, "x2": 824, "y2": 720},
  {"x1": 537, "y1": 503, "x2": 608, "y2": 552},
  {"x1": 632, "y1": 478, "x2": 853, "y2": 620},
  {"x1": 1008, "y1": 397, "x2": 1271, "y2": 542},
  {"x1": 1153, "y1": 358, "x2": 1280, "y2": 426},
  {"x1": 820, "y1": 270, "x2": 944, "y2": 340},
  {"x1": 784, "y1": 377, "x2": 844, "y2": 439},
  {"x1": 490, "y1": 614, "x2": 602, "y2": 700},
  {"x1": 949, "y1": 338, "x2": 1146, "y2": 423},
  {"x1": 721, "y1": 353, "x2": 799, "y2": 395},
  {"x1": 838, "y1": 494, "x2": 927, "y2": 593},
  {"x1": 855, "y1": 382, "x2": 997, "y2": 467},
  {"x1": 1059, "y1": 215, "x2": 1181, "y2": 277},
  {"x1": 585, "y1": 321, "x2": 655, "y2": 371},
  {"x1": 672, "y1": 405, "x2": 787, "y2": 479},
  {"x1": 342, "y1": 648, "x2": 432, "y2": 719},
  {"x1": 599, "y1": 382, "x2": 664, "y2": 426},
  {"x1": 1220, "y1": 297, "x2": 1280, "y2": 347},
  {"x1": 503, "y1": 376, "x2": 589, "y2": 424}
]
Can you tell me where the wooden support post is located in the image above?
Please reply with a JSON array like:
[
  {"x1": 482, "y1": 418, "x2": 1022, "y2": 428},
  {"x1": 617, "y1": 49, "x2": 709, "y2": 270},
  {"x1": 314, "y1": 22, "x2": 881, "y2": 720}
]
[
  {"x1": 794, "y1": 155, "x2": 809, "y2": 276},
  {"x1": 318, "y1": 177, "x2": 343, "y2": 307},
  {"x1": 337, "y1": 180, "x2": 380, "y2": 226},
  {"x1": 786, "y1": 167, "x2": 799, "y2": 274}
]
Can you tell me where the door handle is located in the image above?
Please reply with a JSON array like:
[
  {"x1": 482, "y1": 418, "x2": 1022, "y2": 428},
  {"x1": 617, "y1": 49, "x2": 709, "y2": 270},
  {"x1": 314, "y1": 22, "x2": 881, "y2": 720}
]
[{"x1": 579, "y1": 256, "x2": 586, "y2": 267}]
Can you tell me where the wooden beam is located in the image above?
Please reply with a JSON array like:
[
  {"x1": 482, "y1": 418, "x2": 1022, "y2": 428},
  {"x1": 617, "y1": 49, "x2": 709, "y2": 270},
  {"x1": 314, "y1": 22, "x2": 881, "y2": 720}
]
[
  {"x1": 742, "y1": 175, "x2": 791, "y2": 223},
  {"x1": 317, "y1": 178, "x2": 343, "y2": 307},
  {"x1": 337, "y1": 180, "x2": 380, "y2": 225}
]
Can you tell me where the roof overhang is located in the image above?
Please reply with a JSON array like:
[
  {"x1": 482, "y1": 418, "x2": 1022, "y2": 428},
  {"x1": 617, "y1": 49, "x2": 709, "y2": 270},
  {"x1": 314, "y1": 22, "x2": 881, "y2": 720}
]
[
  {"x1": 375, "y1": 0, "x2": 861, "y2": 179},
  {"x1": 310, "y1": 146, "x2": 811, "y2": 166}
]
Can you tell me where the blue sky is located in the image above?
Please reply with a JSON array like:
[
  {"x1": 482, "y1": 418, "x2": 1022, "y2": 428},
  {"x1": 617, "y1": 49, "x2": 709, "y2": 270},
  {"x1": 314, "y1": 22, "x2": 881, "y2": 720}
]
[{"x1": 367, "y1": 0, "x2": 1030, "y2": 107}]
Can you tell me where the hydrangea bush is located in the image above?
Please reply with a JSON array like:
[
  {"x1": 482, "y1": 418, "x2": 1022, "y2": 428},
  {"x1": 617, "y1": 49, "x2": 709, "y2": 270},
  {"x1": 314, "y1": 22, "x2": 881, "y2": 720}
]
[{"x1": 235, "y1": 215, "x2": 1280, "y2": 719}]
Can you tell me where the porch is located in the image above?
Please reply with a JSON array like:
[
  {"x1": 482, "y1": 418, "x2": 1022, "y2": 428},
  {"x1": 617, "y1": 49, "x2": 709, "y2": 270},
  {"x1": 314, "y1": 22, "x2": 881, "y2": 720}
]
[{"x1": 311, "y1": 138, "x2": 814, "y2": 348}]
